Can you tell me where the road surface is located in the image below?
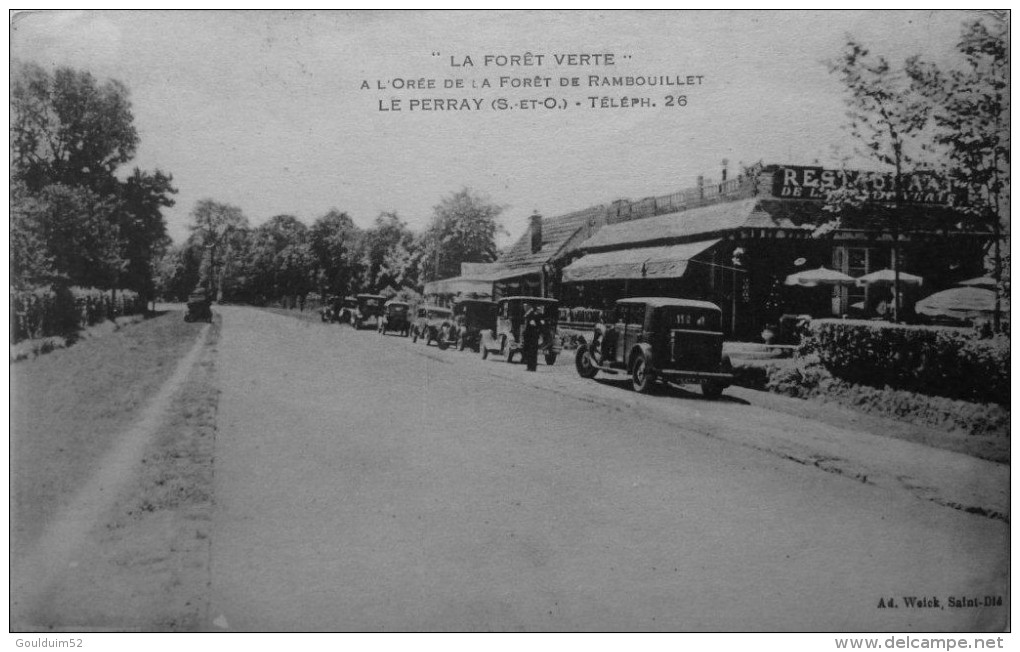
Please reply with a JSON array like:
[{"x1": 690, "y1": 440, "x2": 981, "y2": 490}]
[{"x1": 208, "y1": 306, "x2": 1007, "y2": 632}]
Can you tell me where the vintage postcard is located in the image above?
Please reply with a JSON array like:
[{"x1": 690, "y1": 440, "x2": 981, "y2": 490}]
[{"x1": 9, "y1": 9, "x2": 1009, "y2": 639}]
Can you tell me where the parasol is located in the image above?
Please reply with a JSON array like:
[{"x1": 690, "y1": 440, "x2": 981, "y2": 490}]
[
  {"x1": 958, "y1": 276, "x2": 998, "y2": 289},
  {"x1": 854, "y1": 269, "x2": 924, "y2": 287},
  {"x1": 915, "y1": 286, "x2": 1010, "y2": 320},
  {"x1": 784, "y1": 267, "x2": 856, "y2": 288}
]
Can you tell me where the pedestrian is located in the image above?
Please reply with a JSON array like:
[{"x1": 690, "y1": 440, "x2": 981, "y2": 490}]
[{"x1": 521, "y1": 302, "x2": 543, "y2": 371}]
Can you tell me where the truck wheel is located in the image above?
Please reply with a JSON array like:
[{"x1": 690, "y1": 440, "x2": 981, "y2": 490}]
[
  {"x1": 574, "y1": 345, "x2": 598, "y2": 379},
  {"x1": 630, "y1": 355, "x2": 654, "y2": 394}
]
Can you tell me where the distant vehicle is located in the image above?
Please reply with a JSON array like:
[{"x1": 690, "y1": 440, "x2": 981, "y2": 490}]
[
  {"x1": 351, "y1": 294, "x2": 386, "y2": 330},
  {"x1": 320, "y1": 296, "x2": 343, "y2": 323},
  {"x1": 337, "y1": 297, "x2": 358, "y2": 324},
  {"x1": 480, "y1": 296, "x2": 560, "y2": 365},
  {"x1": 378, "y1": 300, "x2": 411, "y2": 336},
  {"x1": 184, "y1": 288, "x2": 212, "y2": 323},
  {"x1": 412, "y1": 305, "x2": 455, "y2": 349},
  {"x1": 452, "y1": 299, "x2": 498, "y2": 352},
  {"x1": 574, "y1": 297, "x2": 733, "y2": 397}
]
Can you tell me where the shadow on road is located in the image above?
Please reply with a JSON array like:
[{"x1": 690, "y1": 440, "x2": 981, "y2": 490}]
[{"x1": 592, "y1": 375, "x2": 750, "y2": 405}]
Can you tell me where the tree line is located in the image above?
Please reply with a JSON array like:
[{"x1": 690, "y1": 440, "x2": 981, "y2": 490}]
[
  {"x1": 157, "y1": 187, "x2": 505, "y2": 305},
  {"x1": 11, "y1": 61, "x2": 177, "y2": 304}
]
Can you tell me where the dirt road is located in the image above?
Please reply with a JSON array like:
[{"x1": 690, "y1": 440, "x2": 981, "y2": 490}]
[{"x1": 206, "y1": 307, "x2": 1006, "y2": 632}]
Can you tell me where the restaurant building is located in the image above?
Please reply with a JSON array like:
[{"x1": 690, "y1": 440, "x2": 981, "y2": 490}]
[{"x1": 426, "y1": 163, "x2": 991, "y2": 338}]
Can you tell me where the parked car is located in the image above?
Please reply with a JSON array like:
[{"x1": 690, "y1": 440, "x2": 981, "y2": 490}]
[
  {"x1": 574, "y1": 297, "x2": 733, "y2": 397},
  {"x1": 351, "y1": 294, "x2": 387, "y2": 329},
  {"x1": 337, "y1": 297, "x2": 358, "y2": 324},
  {"x1": 320, "y1": 295, "x2": 343, "y2": 323},
  {"x1": 378, "y1": 300, "x2": 411, "y2": 336},
  {"x1": 452, "y1": 299, "x2": 498, "y2": 352},
  {"x1": 412, "y1": 305, "x2": 455, "y2": 348},
  {"x1": 184, "y1": 288, "x2": 212, "y2": 323},
  {"x1": 480, "y1": 296, "x2": 560, "y2": 365}
]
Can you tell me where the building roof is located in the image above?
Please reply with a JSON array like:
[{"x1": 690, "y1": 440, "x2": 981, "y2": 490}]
[
  {"x1": 579, "y1": 198, "x2": 773, "y2": 251},
  {"x1": 576, "y1": 196, "x2": 980, "y2": 252},
  {"x1": 562, "y1": 239, "x2": 721, "y2": 283},
  {"x1": 496, "y1": 206, "x2": 602, "y2": 275}
]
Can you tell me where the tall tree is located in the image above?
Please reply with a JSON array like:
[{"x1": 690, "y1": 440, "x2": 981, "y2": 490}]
[
  {"x1": 11, "y1": 61, "x2": 139, "y2": 195},
  {"x1": 117, "y1": 169, "x2": 177, "y2": 305},
  {"x1": 359, "y1": 212, "x2": 418, "y2": 292},
  {"x1": 827, "y1": 39, "x2": 933, "y2": 321},
  {"x1": 248, "y1": 215, "x2": 314, "y2": 303},
  {"x1": 419, "y1": 188, "x2": 504, "y2": 283},
  {"x1": 188, "y1": 199, "x2": 249, "y2": 301},
  {"x1": 309, "y1": 209, "x2": 362, "y2": 298},
  {"x1": 907, "y1": 18, "x2": 1009, "y2": 329}
]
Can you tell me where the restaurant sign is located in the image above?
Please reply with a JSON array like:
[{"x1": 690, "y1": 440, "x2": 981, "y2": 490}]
[{"x1": 772, "y1": 166, "x2": 964, "y2": 205}]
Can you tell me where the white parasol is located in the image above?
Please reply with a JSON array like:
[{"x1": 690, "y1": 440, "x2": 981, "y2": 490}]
[{"x1": 784, "y1": 267, "x2": 856, "y2": 288}]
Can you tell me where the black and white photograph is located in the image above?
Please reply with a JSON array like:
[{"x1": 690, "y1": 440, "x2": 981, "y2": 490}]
[{"x1": 8, "y1": 9, "x2": 1010, "y2": 639}]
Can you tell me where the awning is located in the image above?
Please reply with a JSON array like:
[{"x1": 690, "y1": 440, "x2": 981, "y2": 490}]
[
  {"x1": 562, "y1": 239, "x2": 720, "y2": 283},
  {"x1": 423, "y1": 277, "x2": 494, "y2": 296}
]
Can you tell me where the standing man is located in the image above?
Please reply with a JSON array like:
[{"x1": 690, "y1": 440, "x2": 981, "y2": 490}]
[{"x1": 521, "y1": 302, "x2": 543, "y2": 371}]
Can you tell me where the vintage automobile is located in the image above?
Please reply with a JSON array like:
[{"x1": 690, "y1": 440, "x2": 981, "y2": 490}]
[
  {"x1": 320, "y1": 295, "x2": 343, "y2": 323},
  {"x1": 337, "y1": 297, "x2": 358, "y2": 324},
  {"x1": 452, "y1": 299, "x2": 498, "y2": 352},
  {"x1": 184, "y1": 288, "x2": 212, "y2": 323},
  {"x1": 351, "y1": 294, "x2": 387, "y2": 330},
  {"x1": 412, "y1": 305, "x2": 455, "y2": 349},
  {"x1": 574, "y1": 297, "x2": 734, "y2": 397},
  {"x1": 378, "y1": 300, "x2": 411, "y2": 336},
  {"x1": 480, "y1": 296, "x2": 560, "y2": 365}
]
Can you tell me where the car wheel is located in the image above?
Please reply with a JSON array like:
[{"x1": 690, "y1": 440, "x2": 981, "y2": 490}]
[
  {"x1": 575, "y1": 345, "x2": 598, "y2": 379},
  {"x1": 630, "y1": 355, "x2": 653, "y2": 394},
  {"x1": 701, "y1": 381, "x2": 724, "y2": 399},
  {"x1": 545, "y1": 353, "x2": 558, "y2": 366}
]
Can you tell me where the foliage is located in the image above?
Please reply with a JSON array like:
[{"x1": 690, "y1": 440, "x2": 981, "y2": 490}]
[
  {"x1": 34, "y1": 183, "x2": 124, "y2": 289},
  {"x1": 763, "y1": 359, "x2": 1009, "y2": 441},
  {"x1": 10, "y1": 62, "x2": 174, "y2": 323},
  {"x1": 309, "y1": 209, "x2": 362, "y2": 298},
  {"x1": 803, "y1": 319, "x2": 1009, "y2": 405},
  {"x1": 906, "y1": 18, "x2": 1009, "y2": 324},
  {"x1": 116, "y1": 168, "x2": 176, "y2": 300},
  {"x1": 418, "y1": 188, "x2": 505, "y2": 283},
  {"x1": 11, "y1": 61, "x2": 139, "y2": 195},
  {"x1": 187, "y1": 199, "x2": 249, "y2": 299},
  {"x1": 827, "y1": 40, "x2": 931, "y2": 176},
  {"x1": 357, "y1": 212, "x2": 418, "y2": 292},
  {"x1": 246, "y1": 215, "x2": 314, "y2": 300},
  {"x1": 11, "y1": 285, "x2": 146, "y2": 343}
]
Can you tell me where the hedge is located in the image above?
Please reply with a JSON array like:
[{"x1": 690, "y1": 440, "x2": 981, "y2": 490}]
[
  {"x1": 11, "y1": 285, "x2": 146, "y2": 343},
  {"x1": 765, "y1": 362, "x2": 1010, "y2": 439},
  {"x1": 804, "y1": 319, "x2": 1009, "y2": 406}
]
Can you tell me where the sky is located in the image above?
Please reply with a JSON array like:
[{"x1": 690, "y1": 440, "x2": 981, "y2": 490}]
[{"x1": 10, "y1": 10, "x2": 990, "y2": 248}]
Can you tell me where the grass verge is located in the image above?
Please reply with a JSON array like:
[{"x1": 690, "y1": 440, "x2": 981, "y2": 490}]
[{"x1": 11, "y1": 310, "x2": 221, "y2": 631}]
